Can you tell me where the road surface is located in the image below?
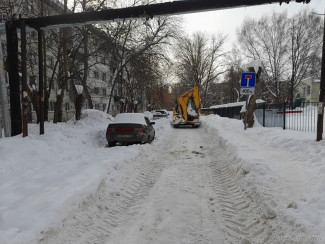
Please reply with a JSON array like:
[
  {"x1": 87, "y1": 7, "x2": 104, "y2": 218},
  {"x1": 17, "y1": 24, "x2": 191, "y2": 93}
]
[{"x1": 38, "y1": 125, "x2": 313, "y2": 244}]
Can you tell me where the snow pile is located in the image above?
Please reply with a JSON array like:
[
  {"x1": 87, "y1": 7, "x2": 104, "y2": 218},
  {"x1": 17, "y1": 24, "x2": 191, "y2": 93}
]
[
  {"x1": 109, "y1": 113, "x2": 149, "y2": 125},
  {"x1": 201, "y1": 114, "x2": 325, "y2": 242},
  {"x1": 0, "y1": 109, "x2": 171, "y2": 244}
]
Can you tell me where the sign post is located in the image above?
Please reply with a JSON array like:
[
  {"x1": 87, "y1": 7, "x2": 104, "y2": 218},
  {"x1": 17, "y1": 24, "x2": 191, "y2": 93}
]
[{"x1": 240, "y1": 72, "x2": 256, "y2": 130}]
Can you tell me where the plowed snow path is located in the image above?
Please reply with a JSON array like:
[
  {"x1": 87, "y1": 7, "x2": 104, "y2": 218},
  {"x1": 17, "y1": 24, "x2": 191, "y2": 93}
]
[{"x1": 38, "y1": 125, "x2": 307, "y2": 244}]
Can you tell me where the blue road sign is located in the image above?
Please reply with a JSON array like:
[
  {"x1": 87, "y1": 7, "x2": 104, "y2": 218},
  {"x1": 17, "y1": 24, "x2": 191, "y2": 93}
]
[{"x1": 241, "y1": 72, "x2": 256, "y2": 87}]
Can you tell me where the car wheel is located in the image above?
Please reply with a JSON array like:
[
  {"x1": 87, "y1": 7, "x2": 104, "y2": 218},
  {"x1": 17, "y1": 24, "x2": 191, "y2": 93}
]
[{"x1": 108, "y1": 141, "x2": 116, "y2": 147}]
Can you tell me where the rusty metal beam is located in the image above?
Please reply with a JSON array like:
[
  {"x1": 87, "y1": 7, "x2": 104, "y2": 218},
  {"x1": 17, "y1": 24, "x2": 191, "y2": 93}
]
[
  {"x1": 20, "y1": 19, "x2": 28, "y2": 137},
  {"x1": 5, "y1": 21, "x2": 22, "y2": 136},
  {"x1": 13, "y1": 0, "x2": 310, "y2": 30}
]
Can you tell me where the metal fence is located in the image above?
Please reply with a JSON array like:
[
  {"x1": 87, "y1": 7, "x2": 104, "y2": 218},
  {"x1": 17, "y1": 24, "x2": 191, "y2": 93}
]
[
  {"x1": 206, "y1": 102, "x2": 322, "y2": 132},
  {"x1": 255, "y1": 102, "x2": 319, "y2": 132}
]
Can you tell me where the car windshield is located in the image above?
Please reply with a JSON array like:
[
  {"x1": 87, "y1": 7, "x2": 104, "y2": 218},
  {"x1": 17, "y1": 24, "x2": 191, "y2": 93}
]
[{"x1": 110, "y1": 113, "x2": 148, "y2": 126}]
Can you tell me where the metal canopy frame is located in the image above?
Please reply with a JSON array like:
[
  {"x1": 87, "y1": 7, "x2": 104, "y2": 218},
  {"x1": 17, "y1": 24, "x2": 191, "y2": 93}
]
[{"x1": 5, "y1": 0, "x2": 310, "y2": 136}]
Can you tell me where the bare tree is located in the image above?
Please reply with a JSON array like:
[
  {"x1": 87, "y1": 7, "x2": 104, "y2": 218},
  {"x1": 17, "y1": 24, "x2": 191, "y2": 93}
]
[
  {"x1": 223, "y1": 57, "x2": 244, "y2": 103},
  {"x1": 237, "y1": 12, "x2": 288, "y2": 103},
  {"x1": 101, "y1": 13, "x2": 179, "y2": 113},
  {"x1": 173, "y1": 32, "x2": 227, "y2": 107},
  {"x1": 237, "y1": 10, "x2": 323, "y2": 104},
  {"x1": 287, "y1": 10, "x2": 323, "y2": 103}
]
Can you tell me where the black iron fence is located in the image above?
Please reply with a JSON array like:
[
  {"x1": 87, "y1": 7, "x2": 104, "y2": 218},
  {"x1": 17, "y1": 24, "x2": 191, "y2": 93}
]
[
  {"x1": 255, "y1": 102, "x2": 320, "y2": 132},
  {"x1": 204, "y1": 102, "x2": 322, "y2": 132}
]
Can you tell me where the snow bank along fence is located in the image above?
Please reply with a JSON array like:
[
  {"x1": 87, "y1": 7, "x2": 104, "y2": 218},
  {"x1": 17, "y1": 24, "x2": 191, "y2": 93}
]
[{"x1": 203, "y1": 101, "x2": 322, "y2": 132}]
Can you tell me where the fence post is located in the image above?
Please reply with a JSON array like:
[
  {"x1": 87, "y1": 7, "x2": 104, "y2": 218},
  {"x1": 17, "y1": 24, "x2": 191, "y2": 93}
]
[{"x1": 283, "y1": 102, "x2": 286, "y2": 130}]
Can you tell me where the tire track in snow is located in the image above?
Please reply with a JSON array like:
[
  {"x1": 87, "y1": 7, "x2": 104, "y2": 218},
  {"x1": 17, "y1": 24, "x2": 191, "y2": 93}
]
[
  {"x1": 200, "y1": 129, "x2": 275, "y2": 243},
  {"x1": 38, "y1": 122, "x2": 316, "y2": 244},
  {"x1": 106, "y1": 128, "x2": 225, "y2": 244},
  {"x1": 38, "y1": 126, "x2": 225, "y2": 244},
  {"x1": 200, "y1": 124, "x2": 319, "y2": 244},
  {"x1": 38, "y1": 145, "x2": 166, "y2": 244}
]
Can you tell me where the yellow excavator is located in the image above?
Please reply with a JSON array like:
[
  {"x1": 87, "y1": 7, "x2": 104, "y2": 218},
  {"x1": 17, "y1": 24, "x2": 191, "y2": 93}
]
[{"x1": 172, "y1": 85, "x2": 201, "y2": 128}]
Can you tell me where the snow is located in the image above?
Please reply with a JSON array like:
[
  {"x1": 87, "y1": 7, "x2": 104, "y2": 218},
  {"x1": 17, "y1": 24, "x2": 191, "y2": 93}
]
[
  {"x1": 0, "y1": 109, "x2": 324, "y2": 243},
  {"x1": 75, "y1": 85, "x2": 83, "y2": 95},
  {"x1": 209, "y1": 99, "x2": 265, "y2": 109},
  {"x1": 247, "y1": 59, "x2": 263, "y2": 73},
  {"x1": 109, "y1": 113, "x2": 149, "y2": 125}
]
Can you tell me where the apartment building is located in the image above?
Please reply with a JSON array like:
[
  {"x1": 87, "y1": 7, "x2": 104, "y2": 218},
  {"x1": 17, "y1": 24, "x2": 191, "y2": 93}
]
[
  {"x1": 1, "y1": 0, "x2": 117, "y2": 123},
  {"x1": 295, "y1": 77, "x2": 320, "y2": 103}
]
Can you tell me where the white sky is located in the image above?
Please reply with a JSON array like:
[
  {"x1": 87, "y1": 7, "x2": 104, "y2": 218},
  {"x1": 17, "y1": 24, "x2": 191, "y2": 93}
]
[{"x1": 182, "y1": 0, "x2": 325, "y2": 51}]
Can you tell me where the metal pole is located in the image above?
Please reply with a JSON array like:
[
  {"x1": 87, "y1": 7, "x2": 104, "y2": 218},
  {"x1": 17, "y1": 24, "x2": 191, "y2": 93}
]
[
  {"x1": 20, "y1": 18, "x2": 28, "y2": 137},
  {"x1": 5, "y1": 20, "x2": 22, "y2": 136},
  {"x1": 38, "y1": 29, "x2": 44, "y2": 135},
  {"x1": 263, "y1": 102, "x2": 265, "y2": 127},
  {"x1": 316, "y1": 14, "x2": 325, "y2": 141},
  {"x1": 283, "y1": 102, "x2": 286, "y2": 130},
  {"x1": 244, "y1": 96, "x2": 248, "y2": 130}
]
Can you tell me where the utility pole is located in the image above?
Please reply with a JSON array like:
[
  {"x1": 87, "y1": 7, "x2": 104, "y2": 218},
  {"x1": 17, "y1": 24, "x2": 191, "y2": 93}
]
[{"x1": 316, "y1": 13, "x2": 325, "y2": 142}]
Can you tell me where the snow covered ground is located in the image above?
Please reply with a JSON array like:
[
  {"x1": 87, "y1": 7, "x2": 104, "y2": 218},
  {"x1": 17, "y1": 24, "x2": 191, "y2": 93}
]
[{"x1": 0, "y1": 109, "x2": 324, "y2": 243}]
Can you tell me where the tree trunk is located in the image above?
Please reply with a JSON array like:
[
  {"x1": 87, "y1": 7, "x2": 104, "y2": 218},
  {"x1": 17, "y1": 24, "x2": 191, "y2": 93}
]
[
  {"x1": 53, "y1": 1, "x2": 68, "y2": 123},
  {"x1": 82, "y1": 27, "x2": 93, "y2": 109},
  {"x1": 30, "y1": 90, "x2": 40, "y2": 123},
  {"x1": 54, "y1": 94, "x2": 63, "y2": 122},
  {"x1": 53, "y1": 35, "x2": 67, "y2": 123},
  {"x1": 75, "y1": 94, "x2": 83, "y2": 120},
  {"x1": 247, "y1": 67, "x2": 262, "y2": 128}
]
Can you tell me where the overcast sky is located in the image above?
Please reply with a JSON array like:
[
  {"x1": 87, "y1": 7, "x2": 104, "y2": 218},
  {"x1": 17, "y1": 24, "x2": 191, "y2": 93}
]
[{"x1": 181, "y1": 0, "x2": 325, "y2": 51}]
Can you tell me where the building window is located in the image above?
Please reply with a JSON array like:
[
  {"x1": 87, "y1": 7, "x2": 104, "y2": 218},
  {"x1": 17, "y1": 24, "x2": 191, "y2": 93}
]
[
  {"x1": 102, "y1": 88, "x2": 106, "y2": 96},
  {"x1": 0, "y1": 13, "x2": 7, "y2": 23},
  {"x1": 47, "y1": 77, "x2": 54, "y2": 89},
  {"x1": 95, "y1": 104, "x2": 100, "y2": 110},
  {"x1": 29, "y1": 76, "x2": 36, "y2": 88},
  {"x1": 65, "y1": 103, "x2": 70, "y2": 111},
  {"x1": 102, "y1": 72, "x2": 107, "y2": 81},
  {"x1": 49, "y1": 101, "x2": 55, "y2": 111},
  {"x1": 93, "y1": 71, "x2": 99, "y2": 79},
  {"x1": 48, "y1": 56, "x2": 54, "y2": 68},
  {"x1": 307, "y1": 86, "x2": 311, "y2": 96},
  {"x1": 30, "y1": 4, "x2": 34, "y2": 14},
  {"x1": 94, "y1": 87, "x2": 99, "y2": 94}
]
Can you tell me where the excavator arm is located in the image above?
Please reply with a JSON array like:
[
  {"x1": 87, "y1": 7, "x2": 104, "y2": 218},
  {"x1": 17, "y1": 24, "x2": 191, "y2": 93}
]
[{"x1": 172, "y1": 85, "x2": 201, "y2": 128}]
